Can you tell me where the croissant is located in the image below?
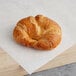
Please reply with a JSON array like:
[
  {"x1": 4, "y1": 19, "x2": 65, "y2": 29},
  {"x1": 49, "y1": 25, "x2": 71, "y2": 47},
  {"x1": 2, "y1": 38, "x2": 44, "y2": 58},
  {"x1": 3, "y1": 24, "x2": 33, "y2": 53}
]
[{"x1": 13, "y1": 15, "x2": 62, "y2": 50}]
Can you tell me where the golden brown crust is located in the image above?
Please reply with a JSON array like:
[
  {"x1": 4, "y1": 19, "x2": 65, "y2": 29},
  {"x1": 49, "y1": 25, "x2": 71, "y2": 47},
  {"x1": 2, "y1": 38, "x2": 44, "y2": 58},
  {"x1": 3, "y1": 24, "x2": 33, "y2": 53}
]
[{"x1": 13, "y1": 15, "x2": 62, "y2": 50}]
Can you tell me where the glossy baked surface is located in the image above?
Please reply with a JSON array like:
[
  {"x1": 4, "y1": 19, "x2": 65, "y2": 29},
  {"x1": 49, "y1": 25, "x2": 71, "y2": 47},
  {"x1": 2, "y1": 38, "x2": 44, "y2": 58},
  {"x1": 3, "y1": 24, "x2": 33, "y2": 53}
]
[{"x1": 13, "y1": 15, "x2": 62, "y2": 50}]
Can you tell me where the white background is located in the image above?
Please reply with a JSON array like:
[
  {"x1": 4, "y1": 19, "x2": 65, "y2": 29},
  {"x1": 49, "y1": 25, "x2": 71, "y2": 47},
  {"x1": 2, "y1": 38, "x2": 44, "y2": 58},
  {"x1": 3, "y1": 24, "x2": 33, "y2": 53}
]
[{"x1": 0, "y1": 0, "x2": 76, "y2": 74}]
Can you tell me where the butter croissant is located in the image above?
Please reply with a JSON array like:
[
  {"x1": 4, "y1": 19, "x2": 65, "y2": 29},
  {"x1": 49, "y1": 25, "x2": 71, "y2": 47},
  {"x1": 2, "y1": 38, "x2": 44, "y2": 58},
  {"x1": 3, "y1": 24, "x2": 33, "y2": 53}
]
[{"x1": 13, "y1": 15, "x2": 62, "y2": 50}]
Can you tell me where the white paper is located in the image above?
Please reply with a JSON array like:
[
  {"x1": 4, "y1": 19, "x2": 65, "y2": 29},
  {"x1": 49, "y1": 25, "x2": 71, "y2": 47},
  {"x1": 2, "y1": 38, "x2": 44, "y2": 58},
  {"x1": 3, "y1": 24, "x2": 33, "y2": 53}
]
[{"x1": 0, "y1": 0, "x2": 76, "y2": 74}]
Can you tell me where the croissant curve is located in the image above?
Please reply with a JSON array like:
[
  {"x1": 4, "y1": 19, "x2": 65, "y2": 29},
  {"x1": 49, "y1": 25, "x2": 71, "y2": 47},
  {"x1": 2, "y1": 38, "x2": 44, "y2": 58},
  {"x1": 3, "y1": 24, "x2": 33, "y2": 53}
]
[{"x1": 13, "y1": 15, "x2": 62, "y2": 50}]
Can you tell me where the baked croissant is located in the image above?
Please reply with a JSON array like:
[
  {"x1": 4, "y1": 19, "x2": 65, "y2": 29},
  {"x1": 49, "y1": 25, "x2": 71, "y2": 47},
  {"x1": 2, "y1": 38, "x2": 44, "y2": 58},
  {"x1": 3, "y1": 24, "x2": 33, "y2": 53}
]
[{"x1": 13, "y1": 15, "x2": 62, "y2": 50}]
